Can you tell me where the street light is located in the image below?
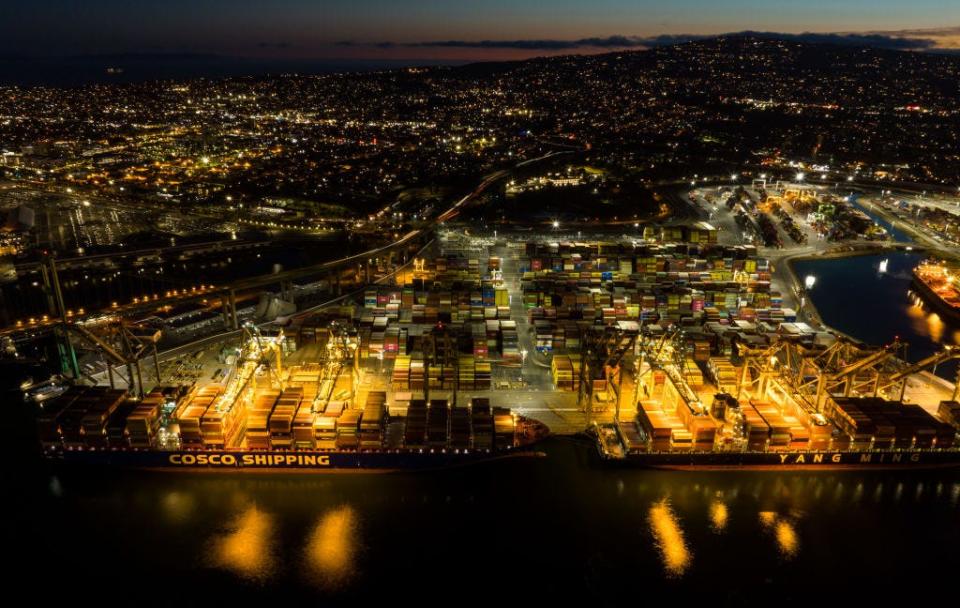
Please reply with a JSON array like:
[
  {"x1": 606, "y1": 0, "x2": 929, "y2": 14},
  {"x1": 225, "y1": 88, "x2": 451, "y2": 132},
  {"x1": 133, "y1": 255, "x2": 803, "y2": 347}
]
[
  {"x1": 520, "y1": 348, "x2": 528, "y2": 382},
  {"x1": 804, "y1": 275, "x2": 816, "y2": 289},
  {"x1": 796, "y1": 172, "x2": 805, "y2": 182},
  {"x1": 552, "y1": 220, "x2": 559, "y2": 229}
]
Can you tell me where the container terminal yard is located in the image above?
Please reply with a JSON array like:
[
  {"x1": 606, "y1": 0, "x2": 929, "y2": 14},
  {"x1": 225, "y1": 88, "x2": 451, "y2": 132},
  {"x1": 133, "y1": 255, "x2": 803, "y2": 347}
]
[{"x1": 33, "y1": 227, "x2": 960, "y2": 471}]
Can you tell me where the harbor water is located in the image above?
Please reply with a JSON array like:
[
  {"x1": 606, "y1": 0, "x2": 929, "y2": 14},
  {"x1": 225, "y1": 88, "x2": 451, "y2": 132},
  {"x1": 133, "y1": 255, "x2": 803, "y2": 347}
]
[
  {"x1": 847, "y1": 194, "x2": 912, "y2": 242},
  {"x1": 792, "y1": 252, "x2": 960, "y2": 381},
  {"x1": 6, "y1": 441, "x2": 960, "y2": 604}
]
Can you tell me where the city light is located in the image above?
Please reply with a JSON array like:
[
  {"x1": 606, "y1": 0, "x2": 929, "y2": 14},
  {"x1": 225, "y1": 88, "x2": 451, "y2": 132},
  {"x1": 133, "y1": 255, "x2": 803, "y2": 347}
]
[{"x1": 6, "y1": 23, "x2": 960, "y2": 600}]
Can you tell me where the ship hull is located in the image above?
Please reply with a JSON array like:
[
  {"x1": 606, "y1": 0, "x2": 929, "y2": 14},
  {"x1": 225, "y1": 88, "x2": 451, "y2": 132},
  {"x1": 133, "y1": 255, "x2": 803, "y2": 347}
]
[
  {"x1": 601, "y1": 449, "x2": 960, "y2": 470},
  {"x1": 44, "y1": 447, "x2": 544, "y2": 473},
  {"x1": 911, "y1": 271, "x2": 960, "y2": 324}
]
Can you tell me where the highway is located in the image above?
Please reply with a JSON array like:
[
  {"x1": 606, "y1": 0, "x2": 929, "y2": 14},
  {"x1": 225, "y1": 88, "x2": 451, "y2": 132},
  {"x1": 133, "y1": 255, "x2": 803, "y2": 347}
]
[{"x1": 12, "y1": 238, "x2": 270, "y2": 273}]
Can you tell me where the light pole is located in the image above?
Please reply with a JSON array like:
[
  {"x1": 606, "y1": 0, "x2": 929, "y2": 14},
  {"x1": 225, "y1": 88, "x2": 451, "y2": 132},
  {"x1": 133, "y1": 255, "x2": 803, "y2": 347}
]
[
  {"x1": 800, "y1": 275, "x2": 816, "y2": 323},
  {"x1": 520, "y1": 348, "x2": 528, "y2": 384}
]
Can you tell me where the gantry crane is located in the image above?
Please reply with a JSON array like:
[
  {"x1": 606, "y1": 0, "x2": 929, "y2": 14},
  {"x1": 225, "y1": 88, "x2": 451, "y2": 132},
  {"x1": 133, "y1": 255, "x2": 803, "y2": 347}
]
[
  {"x1": 734, "y1": 334, "x2": 959, "y2": 412},
  {"x1": 735, "y1": 339, "x2": 784, "y2": 403},
  {"x1": 69, "y1": 318, "x2": 162, "y2": 398},
  {"x1": 634, "y1": 329, "x2": 679, "y2": 386},
  {"x1": 314, "y1": 320, "x2": 359, "y2": 410},
  {"x1": 801, "y1": 337, "x2": 905, "y2": 410},
  {"x1": 876, "y1": 345, "x2": 960, "y2": 402},
  {"x1": 422, "y1": 322, "x2": 458, "y2": 405},
  {"x1": 633, "y1": 326, "x2": 705, "y2": 409},
  {"x1": 241, "y1": 321, "x2": 285, "y2": 389},
  {"x1": 578, "y1": 324, "x2": 638, "y2": 417}
]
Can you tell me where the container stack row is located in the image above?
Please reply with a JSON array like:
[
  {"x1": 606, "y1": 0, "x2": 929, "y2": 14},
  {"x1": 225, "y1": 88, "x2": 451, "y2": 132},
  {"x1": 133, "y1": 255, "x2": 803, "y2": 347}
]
[
  {"x1": 37, "y1": 386, "x2": 167, "y2": 450},
  {"x1": 825, "y1": 397, "x2": 955, "y2": 449},
  {"x1": 551, "y1": 354, "x2": 582, "y2": 391}
]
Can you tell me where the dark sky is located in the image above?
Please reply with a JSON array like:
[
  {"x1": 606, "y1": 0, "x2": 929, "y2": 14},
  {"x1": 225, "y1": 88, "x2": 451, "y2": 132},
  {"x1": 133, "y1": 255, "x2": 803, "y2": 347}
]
[{"x1": 2, "y1": 1, "x2": 959, "y2": 60}]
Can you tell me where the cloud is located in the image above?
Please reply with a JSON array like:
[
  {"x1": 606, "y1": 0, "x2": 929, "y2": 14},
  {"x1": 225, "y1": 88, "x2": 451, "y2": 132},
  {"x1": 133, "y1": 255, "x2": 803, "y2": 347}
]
[
  {"x1": 345, "y1": 29, "x2": 958, "y2": 53},
  {"x1": 743, "y1": 31, "x2": 937, "y2": 50},
  {"x1": 863, "y1": 26, "x2": 960, "y2": 39},
  {"x1": 862, "y1": 26, "x2": 960, "y2": 50},
  {"x1": 360, "y1": 35, "x2": 689, "y2": 51}
]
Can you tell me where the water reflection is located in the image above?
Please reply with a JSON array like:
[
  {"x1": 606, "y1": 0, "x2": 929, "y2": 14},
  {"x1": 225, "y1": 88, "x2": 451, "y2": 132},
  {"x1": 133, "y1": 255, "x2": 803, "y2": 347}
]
[
  {"x1": 775, "y1": 522, "x2": 799, "y2": 558},
  {"x1": 209, "y1": 504, "x2": 275, "y2": 582},
  {"x1": 709, "y1": 498, "x2": 728, "y2": 533},
  {"x1": 305, "y1": 505, "x2": 359, "y2": 589},
  {"x1": 648, "y1": 499, "x2": 690, "y2": 577},
  {"x1": 759, "y1": 511, "x2": 799, "y2": 559},
  {"x1": 904, "y1": 295, "x2": 955, "y2": 345},
  {"x1": 927, "y1": 313, "x2": 945, "y2": 343},
  {"x1": 161, "y1": 491, "x2": 194, "y2": 525},
  {"x1": 21, "y1": 452, "x2": 960, "y2": 602},
  {"x1": 906, "y1": 298, "x2": 926, "y2": 323}
]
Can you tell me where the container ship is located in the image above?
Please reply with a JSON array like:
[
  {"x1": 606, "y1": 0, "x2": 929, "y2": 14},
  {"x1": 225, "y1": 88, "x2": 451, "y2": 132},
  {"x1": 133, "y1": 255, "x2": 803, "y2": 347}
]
[
  {"x1": 37, "y1": 325, "x2": 549, "y2": 473},
  {"x1": 595, "y1": 397, "x2": 960, "y2": 470},
  {"x1": 911, "y1": 260, "x2": 960, "y2": 324},
  {"x1": 39, "y1": 388, "x2": 547, "y2": 472},
  {"x1": 593, "y1": 337, "x2": 960, "y2": 470}
]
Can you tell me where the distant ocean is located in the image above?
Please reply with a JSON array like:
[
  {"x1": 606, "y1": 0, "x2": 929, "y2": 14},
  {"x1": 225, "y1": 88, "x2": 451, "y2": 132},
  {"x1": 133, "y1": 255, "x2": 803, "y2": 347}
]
[{"x1": 0, "y1": 55, "x2": 470, "y2": 87}]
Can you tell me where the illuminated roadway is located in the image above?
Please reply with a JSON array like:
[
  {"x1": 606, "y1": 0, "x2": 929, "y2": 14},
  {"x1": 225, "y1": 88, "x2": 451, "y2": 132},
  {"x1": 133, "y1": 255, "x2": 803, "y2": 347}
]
[{"x1": 12, "y1": 238, "x2": 270, "y2": 273}]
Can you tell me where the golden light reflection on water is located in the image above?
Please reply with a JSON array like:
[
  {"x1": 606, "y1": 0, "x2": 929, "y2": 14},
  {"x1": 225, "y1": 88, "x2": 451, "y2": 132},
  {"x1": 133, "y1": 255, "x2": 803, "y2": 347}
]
[
  {"x1": 927, "y1": 313, "x2": 945, "y2": 343},
  {"x1": 759, "y1": 511, "x2": 776, "y2": 526},
  {"x1": 709, "y1": 499, "x2": 728, "y2": 533},
  {"x1": 648, "y1": 499, "x2": 690, "y2": 577},
  {"x1": 209, "y1": 505, "x2": 275, "y2": 582},
  {"x1": 907, "y1": 297, "x2": 925, "y2": 318},
  {"x1": 907, "y1": 297, "x2": 959, "y2": 345},
  {"x1": 161, "y1": 491, "x2": 194, "y2": 524},
  {"x1": 775, "y1": 522, "x2": 799, "y2": 558},
  {"x1": 305, "y1": 506, "x2": 359, "y2": 589},
  {"x1": 759, "y1": 511, "x2": 799, "y2": 559}
]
